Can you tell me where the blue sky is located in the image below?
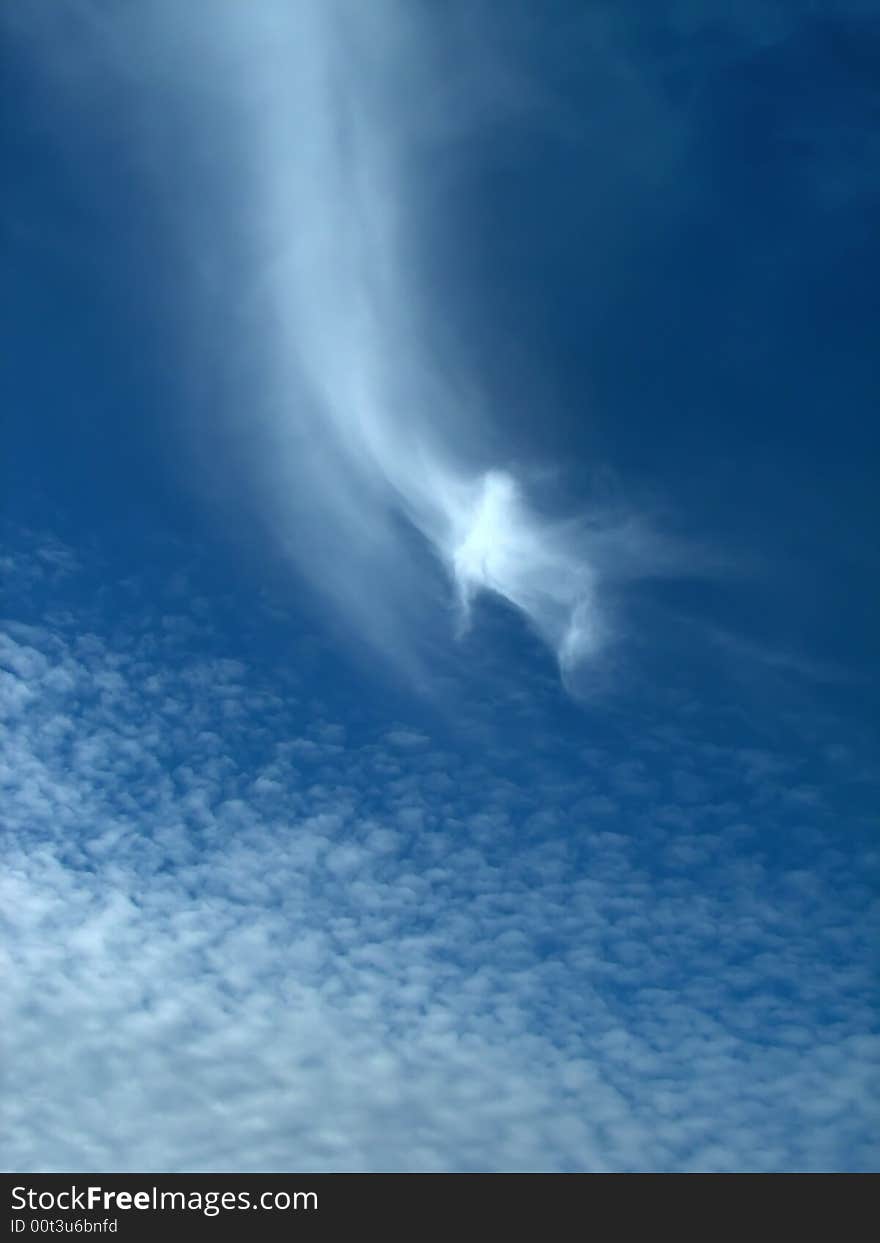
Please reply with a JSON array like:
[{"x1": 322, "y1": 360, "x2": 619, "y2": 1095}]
[{"x1": 2, "y1": 1, "x2": 878, "y2": 1172}]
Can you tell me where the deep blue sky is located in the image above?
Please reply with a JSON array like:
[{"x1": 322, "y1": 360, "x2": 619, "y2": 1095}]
[{"x1": 2, "y1": 1, "x2": 878, "y2": 1172}]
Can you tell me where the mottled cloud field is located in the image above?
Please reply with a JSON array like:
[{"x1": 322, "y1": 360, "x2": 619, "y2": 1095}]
[{"x1": 2, "y1": 538, "x2": 877, "y2": 1171}]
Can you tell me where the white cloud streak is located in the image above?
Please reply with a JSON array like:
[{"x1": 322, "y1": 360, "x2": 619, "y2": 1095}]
[
  {"x1": 4, "y1": 0, "x2": 706, "y2": 687},
  {"x1": 214, "y1": 0, "x2": 608, "y2": 680}
]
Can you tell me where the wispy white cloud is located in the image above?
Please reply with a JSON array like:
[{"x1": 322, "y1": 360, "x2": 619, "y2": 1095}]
[
  {"x1": 215, "y1": 0, "x2": 617, "y2": 683},
  {"x1": 4, "y1": 0, "x2": 701, "y2": 688}
]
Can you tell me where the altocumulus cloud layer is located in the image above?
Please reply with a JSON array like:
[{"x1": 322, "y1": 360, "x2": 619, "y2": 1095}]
[{"x1": 2, "y1": 538, "x2": 878, "y2": 1172}]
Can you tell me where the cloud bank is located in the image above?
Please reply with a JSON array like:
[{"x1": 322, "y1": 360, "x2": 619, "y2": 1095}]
[{"x1": 2, "y1": 536, "x2": 878, "y2": 1171}]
